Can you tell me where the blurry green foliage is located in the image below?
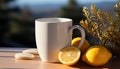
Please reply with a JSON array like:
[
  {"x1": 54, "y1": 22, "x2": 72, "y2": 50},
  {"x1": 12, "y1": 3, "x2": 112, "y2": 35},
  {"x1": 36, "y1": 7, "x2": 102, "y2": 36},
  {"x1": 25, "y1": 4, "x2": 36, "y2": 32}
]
[
  {"x1": 0, "y1": 0, "x2": 35, "y2": 47},
  {"x1": 59, "y1": 0, "x2": 86, "y2": 38},
  {"x1": 59, "y1": 0, "x2": 86, "y2": 24}
]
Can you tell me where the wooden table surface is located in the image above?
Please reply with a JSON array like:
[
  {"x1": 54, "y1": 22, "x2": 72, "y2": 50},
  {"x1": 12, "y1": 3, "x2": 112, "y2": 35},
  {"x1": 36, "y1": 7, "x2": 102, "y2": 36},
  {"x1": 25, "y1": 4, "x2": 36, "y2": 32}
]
[{"x1": 0, "y1": 47, "x2": 120, "y2": 69}]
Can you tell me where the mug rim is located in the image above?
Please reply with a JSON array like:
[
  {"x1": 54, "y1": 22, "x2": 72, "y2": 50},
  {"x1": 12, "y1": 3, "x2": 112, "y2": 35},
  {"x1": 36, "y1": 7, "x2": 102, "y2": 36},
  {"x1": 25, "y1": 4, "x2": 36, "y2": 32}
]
[{"x1": 35, "y1": 17, "x2": 72, "y2": 23}]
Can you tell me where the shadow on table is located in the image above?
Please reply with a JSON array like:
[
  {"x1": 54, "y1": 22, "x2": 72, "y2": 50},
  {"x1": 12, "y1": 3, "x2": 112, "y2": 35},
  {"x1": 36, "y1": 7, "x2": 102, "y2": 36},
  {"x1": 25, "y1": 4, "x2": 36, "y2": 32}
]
[{"x1": 70, "y1": 56, "x2": 120, "y2": 69}]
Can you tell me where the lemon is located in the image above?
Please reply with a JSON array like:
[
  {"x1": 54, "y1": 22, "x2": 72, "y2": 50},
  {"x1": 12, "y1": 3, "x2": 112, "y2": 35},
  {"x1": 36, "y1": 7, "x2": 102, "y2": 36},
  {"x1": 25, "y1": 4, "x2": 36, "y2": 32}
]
[
  {"x1": 58, "y1": 47, "x2": 81, "y2": 66},
  {"x1": 71, "y1": 37, "x2": 89, "y2": 54},
  {"x1": 82, "y1": 46, "x2": 112, "y2": 66}
]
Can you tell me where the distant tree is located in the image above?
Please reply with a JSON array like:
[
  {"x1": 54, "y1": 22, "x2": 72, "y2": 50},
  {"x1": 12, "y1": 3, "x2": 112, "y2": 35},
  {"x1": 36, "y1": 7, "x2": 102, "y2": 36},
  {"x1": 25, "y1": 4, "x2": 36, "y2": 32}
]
[
  {"x1": 59, "y1": 0, "x2": 85, "y2": 25},
  {"x1": 0, "y1": 0, "x2": 11, "y2": 35},
  {"x1": 7, "y1": 6, "x2": 36, "y2": 48},
  {"x1": 0, "y1": 0, "x2": 18, "y2": 46},
  {"x1": 59, "y1": 0, "x2": 86, "y2": 38},
  {"x1": 0, "y1": 0, "x2": 35, "y2": 47}
]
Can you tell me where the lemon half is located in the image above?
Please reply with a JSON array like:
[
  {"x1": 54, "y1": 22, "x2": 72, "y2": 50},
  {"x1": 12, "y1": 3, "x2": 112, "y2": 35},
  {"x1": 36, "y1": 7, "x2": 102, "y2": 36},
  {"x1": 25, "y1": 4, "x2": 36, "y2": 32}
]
[{"x1": 58, "y1": 47, "x2": 81, "y2": 66}]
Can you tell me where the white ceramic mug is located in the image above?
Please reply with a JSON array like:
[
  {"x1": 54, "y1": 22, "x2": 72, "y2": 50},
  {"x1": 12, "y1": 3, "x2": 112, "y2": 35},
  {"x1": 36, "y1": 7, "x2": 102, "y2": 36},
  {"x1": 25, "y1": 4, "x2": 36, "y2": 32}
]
[{"x1": 35, "y1": 18, "x2": 85, "y2": 62}]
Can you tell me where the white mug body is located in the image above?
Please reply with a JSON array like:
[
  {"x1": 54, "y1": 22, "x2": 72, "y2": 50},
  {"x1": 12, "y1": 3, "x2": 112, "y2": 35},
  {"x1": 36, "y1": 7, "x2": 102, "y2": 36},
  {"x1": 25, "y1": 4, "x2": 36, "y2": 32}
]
[{"x1": 35, "y1": 18, "x2": 72, "y2": 62}]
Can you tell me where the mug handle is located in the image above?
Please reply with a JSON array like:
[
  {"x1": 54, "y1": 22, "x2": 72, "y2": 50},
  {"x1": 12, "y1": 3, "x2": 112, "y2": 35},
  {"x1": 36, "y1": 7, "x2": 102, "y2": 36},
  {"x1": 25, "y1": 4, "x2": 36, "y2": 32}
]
[{"x1": 69, "y1": 25, "x2": 85, "y2": 48}]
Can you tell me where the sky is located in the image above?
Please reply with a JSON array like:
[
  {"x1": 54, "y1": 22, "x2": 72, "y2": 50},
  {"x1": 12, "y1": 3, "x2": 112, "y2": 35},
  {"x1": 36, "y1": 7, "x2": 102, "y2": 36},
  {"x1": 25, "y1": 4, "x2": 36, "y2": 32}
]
[{"x1": 16, "y1": 0, "x2": 117, "y2": 5}]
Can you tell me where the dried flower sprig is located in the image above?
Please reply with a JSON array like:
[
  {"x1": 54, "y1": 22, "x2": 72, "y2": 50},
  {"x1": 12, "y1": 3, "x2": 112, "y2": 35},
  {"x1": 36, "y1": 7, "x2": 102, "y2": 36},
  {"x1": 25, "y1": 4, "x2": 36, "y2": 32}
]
[{"x1": 80, "y1": 2, "x2": 120, "y2": 56}]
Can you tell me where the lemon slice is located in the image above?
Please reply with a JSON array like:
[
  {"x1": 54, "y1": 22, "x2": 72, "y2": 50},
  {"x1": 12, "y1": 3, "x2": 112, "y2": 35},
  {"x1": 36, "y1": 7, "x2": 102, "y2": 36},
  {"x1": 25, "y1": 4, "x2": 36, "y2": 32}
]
[{"x1": 58, "y1": 47, "x2": 81, "y2": 66}]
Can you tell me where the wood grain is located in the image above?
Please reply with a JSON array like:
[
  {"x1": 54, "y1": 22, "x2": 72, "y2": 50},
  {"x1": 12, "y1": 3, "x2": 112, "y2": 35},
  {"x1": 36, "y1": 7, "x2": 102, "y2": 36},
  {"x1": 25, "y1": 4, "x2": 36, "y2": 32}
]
[{"x1": 0, "y1": 48, "x2": 120, "y2": 69}]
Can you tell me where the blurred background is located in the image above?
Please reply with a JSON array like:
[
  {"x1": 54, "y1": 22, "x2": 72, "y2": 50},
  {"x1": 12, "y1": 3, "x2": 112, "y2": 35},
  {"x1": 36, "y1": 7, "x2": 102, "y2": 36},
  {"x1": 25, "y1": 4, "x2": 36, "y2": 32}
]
[{"x1": 0, "y1": 0, "x2": 118, "y2": 48}]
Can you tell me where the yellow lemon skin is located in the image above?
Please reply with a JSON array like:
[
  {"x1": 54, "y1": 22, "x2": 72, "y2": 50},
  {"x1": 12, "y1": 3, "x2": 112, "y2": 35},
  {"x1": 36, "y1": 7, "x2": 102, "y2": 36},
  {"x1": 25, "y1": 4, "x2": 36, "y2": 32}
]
[
  {"x1": 58, "y1": 47, "x2": 81, "y2": 66},
  {"x1": 71, "y1": 37, "x2": 89, "y2": 54},
  {"x1": 82, "y1": 46, "x2": 112, "y2": 66}
]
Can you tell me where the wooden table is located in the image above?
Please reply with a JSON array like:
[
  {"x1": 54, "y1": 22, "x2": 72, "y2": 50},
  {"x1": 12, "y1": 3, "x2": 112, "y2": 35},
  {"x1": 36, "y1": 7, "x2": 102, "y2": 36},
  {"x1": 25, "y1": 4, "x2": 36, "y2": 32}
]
[{"x1": 0, "y1": 47, "x2": 120, "y2": 69}]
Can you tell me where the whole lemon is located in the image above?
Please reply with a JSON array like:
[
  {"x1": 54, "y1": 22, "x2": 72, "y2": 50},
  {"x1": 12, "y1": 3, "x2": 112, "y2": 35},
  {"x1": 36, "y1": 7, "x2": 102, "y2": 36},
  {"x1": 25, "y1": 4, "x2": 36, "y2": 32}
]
[
  {"x1": 82, "y1": 46, "x2": 112, "y2": 66},
  {"x1": 71, "y1": 37, "x2": 89, "y2": 54}
]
